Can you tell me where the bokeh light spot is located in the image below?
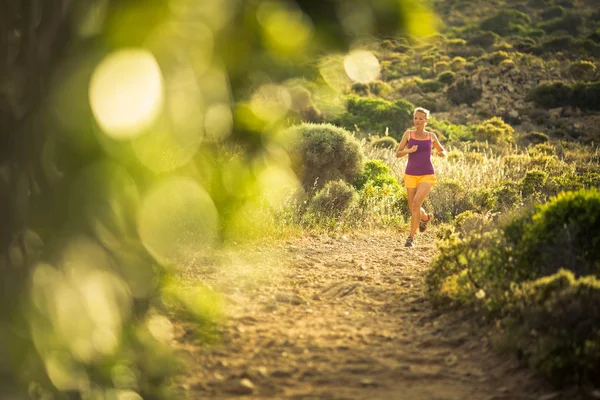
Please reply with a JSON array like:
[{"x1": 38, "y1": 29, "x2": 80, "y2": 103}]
[
  {"x1": 138, "y1": 177, "x2": 219, "y2": 267},
  {"x1": 147, "y1": 315, "x2": 174, "y2": 343},
  {"x1": 343, "y1": 50, "x2": 380, "y2": 83},
  {"x1": 89, "y1": 49, "x2": 164, "y2": 139},
  {"x1": 204, "y1": 103, "x2": 233, "y2": 140},
  {"x1": 250, "y1": 84, "x2": 292, "y2": 123}
]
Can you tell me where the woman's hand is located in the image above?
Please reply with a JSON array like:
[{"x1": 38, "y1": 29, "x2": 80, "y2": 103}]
[{"x1": 407, "y1": 145, "x2": 418, "y2": 153}]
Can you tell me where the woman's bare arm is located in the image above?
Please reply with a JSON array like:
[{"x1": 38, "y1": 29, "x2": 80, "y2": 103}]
[{"x1": 431, "y1": 133, "x2": 447, "y2": 157}]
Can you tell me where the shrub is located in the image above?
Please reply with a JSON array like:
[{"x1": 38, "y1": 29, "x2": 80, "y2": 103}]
[
  {"x1": 446, "y1": 77, "x2": 483, "y2": 106},
  {"x1": 526, "y1": 81, "x2": 573, "y2": 108},
  {"x1": 429, "y1": 180, "x2": 474, "y2": 222},
  {"x1": 354, "y1": 159, "x2": 400, "y2": 191},
  {"x1": 351, "y1": 82, "x2": 369, "y2": 96},
  {"x1": 568, "y1": 61, "x2": 596, "y2": 81},
  {"x1": 370, "y1": 136, "x2": 398, "y2": 149},
  {"x1": 434, "y1": 61, "x2": 451, "y2": 73},
  {"x1": 481, "y1": 9, "x2": 532, "y2": 36},
  {"x1": 511, "y1": 36, "x2": 537, "y2": 53},
  {"x1": 447, "y1": 38, "x2": 467, "y2": 48},
  {"x1": 282, "y1": 123, "x2": 364, "y2": 193},
  {"x1": 467, "y1": 31, "x2": 499, "y2": 48},
  {"x1": 368, "y1": 80, "x2": 393, "y2": 96},
  {"x1": 492, "y1": 181, "x2": 521, "y2": 211},
  {"x1": 539, "y1": 5, "x2": 565, "y2": 20},
  {"x1": 437, "y1": 70, "x2": 456, "y2": 85},
  {"x1": 538, "y1": 14, "x2": 583, "y2": 35},
  {"x1": 507, "y1": 188, "x2": 600, "y2": 280},
  {"x1": 486, "y1": 50, "x2": 511, "y2": 65},
  {"x1": 499, "y1": 59, "x2": 515, "y2": 70},
  {"x1": 504, "y1": 270, "x2": 600, "y2": 387},
  {"x1": 521, "y1": 131, "x2": 549, "y2": 145},
  {"x1": 537, "y1": 35, "x2": 577, "y2": 54},
  {"x1": 474, "y1": 117, "x2": 515, "y2": 144},
  {"x1": 335, "y1": 95, "x2": 414, "y2": 138},
  {"x1": 520, "y1": 169, "x2": 549, "y2": 198},
  {"x1": 450, "y1": 56, "x2": 467, "y2": 71},
  {"x1": 305, "y1": 180, "x2": 358, "y2": 217},
  {"x1": 417, "y1": 79, "x2": 444, "y2": 93},
  {"x1": 527, "y1": 81, "x2": 600, "y2": 110}
]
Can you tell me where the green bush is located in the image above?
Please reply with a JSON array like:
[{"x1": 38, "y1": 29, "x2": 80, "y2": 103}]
[
  {"x1": 368, "y1": 80, "x2": 393, "y2": 96},
  {"x1": 527, "y1": 81, "x2": 600, "y2": 110},
  {"x1": 520, "y1": 169, "x2": 549, "y2": 198},
  {"x1": 450, "y1": 56, "x2": 467, "y2": 71},
  {"x1": 526, "y1": 81, "x2": 573, "y2": 108},
  {"x1": 521, "y1": 131, "x2": 549, "y2": 145},
  {"x1": 446, "y1": 77, "x2": 483, "y2": 106},
  {"x1": 538, "y1": 14, "x2": 583, "y2": 35},
  {"x1": 536, "y1": 35, "x2": 577, "y2": 54},
  {"x1": 492, "y1": 181, "x2": 522, "y2": 212},
  {"x1": 434, "y1": 61, "x2": 451, "y2": 73},
  {"x1": 486, "y1": 50, "x2": 511, "y2": 65},
  {"x1": 467, "y1": 31, "x2": 499, "y2": 48},
  {"x1": 335, "y1": 95, "x2": 414, "y2": 138},
  {"x1": 354, "y1": 159, "x2": 400, "y2": 191},
  {"x1": 282, "y1": 123, "x2": 364, "y2": 193},
  {"x1": 568, "y1": 61, "x2": 596, "y2": 81},
  {"x1": 481, "y1": 9, "x2": 532, "y2": 36},
  {"x1": 305, "y1": 180, "x2": 358, "y2": 217},
  {"x1": 429, "y1": 180, "x2": 474, "y2": 222},
  {"x1": 474, "y1": 117, "x2": 515, "y2": 144},
  {"x1": 417, "y1": 79, "x2": 444, "y2": 93},
  {"x1": 437, "y1": 70, "x2": 456, "y2": 85},
  {"x1": 507, "y1": 188, "x2": 600, "y2": 280},
  {"x1": 504, "y1": 270, "x2": 600, "y2": 387},
  {"x1": 510, "y1": 36, "x2": 537, "y2": 53},
  {"x1": 539, "y1": 5, "x2": 565, "y2": 20},
  {"x1": 370, "y1": 136, "x2": 398, "y2": 149}
]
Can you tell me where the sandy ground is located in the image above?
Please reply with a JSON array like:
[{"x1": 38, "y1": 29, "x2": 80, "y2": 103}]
[{"x1": 171, "y1": 230, "x2": 569, "y2": 400}]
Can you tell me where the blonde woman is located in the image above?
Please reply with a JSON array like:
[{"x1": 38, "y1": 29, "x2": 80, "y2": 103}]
[{"x1": 395, "y1": 107, "x2": 446, "y2": 247}]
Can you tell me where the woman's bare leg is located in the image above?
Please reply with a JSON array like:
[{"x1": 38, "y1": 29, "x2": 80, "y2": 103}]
[{"x1": 410, "y1": 183, "x2": 434, "y2": 238}]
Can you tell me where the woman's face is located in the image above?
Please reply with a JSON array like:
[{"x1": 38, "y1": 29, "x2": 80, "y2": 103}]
[{"x1": 414, "y1": 111, "x2": 428, "y2": 128}]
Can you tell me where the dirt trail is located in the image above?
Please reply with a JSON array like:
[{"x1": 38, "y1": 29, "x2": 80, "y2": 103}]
[{"x1": 173, "y1": 231, "x2": 561, "y2": 400}]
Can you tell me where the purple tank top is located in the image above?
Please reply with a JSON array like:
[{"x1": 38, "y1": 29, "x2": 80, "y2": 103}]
[{"x1": 405, "y1": 131, "x2": 435, "y2": 175}]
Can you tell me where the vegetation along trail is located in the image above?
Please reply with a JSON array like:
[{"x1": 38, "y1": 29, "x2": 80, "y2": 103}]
[{"x1": 173, "y1": 231, "x2": 563, "y2": 400}]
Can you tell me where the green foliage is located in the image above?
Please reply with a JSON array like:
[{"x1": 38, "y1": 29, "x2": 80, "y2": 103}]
[
  {"x1": 450, "y1": 56, "x2": 467, "y2": 71},
  {"x1": 467, "y1": 31, "x2": 499, "y2": 48},
  {"x1": 417, "y1": 79, "x2": 444, "y2": 92},
  {"x1": 539, "y1": 5, "x2": 566, "y2": 20},
  {"x1": 507, "y1": 189, "x2": 600, "y2": 280},
  {"x1": 370, "y1": 136, "x2": 398, "y2": 149},
  {"x1": 427, "y1": 118, "x2": 473, "y2": 141},
  {"x1": 520, "y1": 169, "x2": 549, "y2": 198},
  {"x1": 526, "y1": 81, "x2": 600, "y2": 110},
  {"x1": 437, "y1": 70, "x2": 456, "y2": 85},
  {"x1": 485, "y1": 50, "x2": 511, "y2": 65},
  {"x1": 474, "y1": 117, "x2": 515, "y2": 144},
  {"x1": 492, "y1": 181, "x2": 522, "y2": 212},
  {"x1": 429, "y1": 180, "x2": 474, "y2": 222},
  {"x1": 434, "y1": 61, "x2": 451, "y2": 73},
  {"x1": 446, "y1": 77, "x2": 483, "y2": 106},
  {"x1": 538, "y1": 13, "x2": 583, "y2": 35},
  {"x1": 510, "y1": 36, "x2": 537, "y2": 52},
  {"x1": 504, "y1": 270, "x2": 600, "y2": 387},
  {"x1": 354, "y1": 159, "x2": 400, "y2": 191},
  {"x1": 480, "y1": 9, "x2": 532, "y2": 36},
  {"x1": 283, "y1": 123, "x2": 364, "y2": 193},
  {"x1": 335, "y1": 95, "x2": 414, "y2": 139},
  {"x1": 521, "y1": 131, "x2": 549, "y2": 145},
  {"x1": 305, "y1": 180, "x2": 359, "y2": 217},
  {"x1": 568, "y1": 61, "x2": 596, "y2": 81}
]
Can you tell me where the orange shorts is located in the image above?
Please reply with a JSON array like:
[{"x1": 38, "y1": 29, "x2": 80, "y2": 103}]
[{"x1": 404, "y1": 174, "x2": 437, "y2": 189}]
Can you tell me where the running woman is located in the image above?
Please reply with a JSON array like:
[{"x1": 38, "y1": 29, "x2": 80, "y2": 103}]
[{"x1": 395, "y1": 107, "x2": 446, "y2": 247}]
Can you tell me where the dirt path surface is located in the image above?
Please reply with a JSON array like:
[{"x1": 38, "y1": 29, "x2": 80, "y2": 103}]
[{"x1": 173, "y1": 230, "x2": 562, "y2": 400}]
